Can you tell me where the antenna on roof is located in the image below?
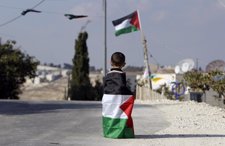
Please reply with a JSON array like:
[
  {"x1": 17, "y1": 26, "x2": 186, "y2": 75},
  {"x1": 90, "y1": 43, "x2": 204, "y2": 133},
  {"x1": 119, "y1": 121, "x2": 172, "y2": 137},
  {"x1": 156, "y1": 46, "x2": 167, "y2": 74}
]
[{"x1": 175, "y1": 58, "x2": 195, "y2": 74}]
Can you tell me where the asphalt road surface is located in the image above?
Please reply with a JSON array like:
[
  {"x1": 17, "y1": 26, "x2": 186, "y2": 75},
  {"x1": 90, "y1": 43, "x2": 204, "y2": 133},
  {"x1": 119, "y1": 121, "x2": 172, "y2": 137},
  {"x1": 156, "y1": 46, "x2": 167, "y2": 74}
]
[{"x1": 0, "y1": 100, "x2": 169, "y2": 146}]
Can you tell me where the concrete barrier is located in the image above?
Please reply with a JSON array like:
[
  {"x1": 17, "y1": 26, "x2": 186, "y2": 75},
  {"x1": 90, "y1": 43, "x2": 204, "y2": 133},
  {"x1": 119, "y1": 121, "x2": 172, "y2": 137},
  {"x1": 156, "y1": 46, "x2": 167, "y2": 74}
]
[{"x1": 136, "y1": 85, "x2": 167, "y2": 100}]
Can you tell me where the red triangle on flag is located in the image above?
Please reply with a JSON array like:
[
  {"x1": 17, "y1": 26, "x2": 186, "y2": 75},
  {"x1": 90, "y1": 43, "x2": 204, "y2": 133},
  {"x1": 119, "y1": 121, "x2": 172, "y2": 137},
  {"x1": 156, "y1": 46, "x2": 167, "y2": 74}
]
[
  {"x1": 130, "y1": 11, "x2": 140, "y2": 30},
  {"x1": 120, "y1": 96, "x2": 134, "y2": 128}
]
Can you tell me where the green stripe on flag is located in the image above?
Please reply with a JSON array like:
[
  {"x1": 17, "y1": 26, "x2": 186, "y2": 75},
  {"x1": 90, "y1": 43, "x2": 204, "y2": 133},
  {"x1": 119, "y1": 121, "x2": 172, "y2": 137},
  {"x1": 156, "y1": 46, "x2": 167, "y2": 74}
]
[
  {"x1": 115, "y1": 25, "x2": 139, "y2": 36},
  {"x1": 102, "y1": 117, "x2": 135, "y2": 138}
]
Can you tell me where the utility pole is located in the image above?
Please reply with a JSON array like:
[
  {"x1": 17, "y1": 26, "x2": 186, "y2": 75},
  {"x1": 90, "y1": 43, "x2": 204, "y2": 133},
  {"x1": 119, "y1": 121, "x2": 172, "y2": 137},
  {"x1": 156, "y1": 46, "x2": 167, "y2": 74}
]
[
  {"x1": 143, "y1": 36, "x2": 152, "y2": 90},
  {"x1": 103, "y1": 0, "x2": 107, "y2": 76},
  {"x1": 196, "y1": 58, "x2": 199, "y2": 71},
  {"x1": 137, "y1": 10, "x2": 152, "y2": 90}
]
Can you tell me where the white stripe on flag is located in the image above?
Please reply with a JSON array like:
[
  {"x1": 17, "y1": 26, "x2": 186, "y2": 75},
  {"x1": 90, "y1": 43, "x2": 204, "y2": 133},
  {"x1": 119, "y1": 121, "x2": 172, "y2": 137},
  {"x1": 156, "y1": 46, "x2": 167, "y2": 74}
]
[
  {"x1": 102, "y1": 94, "x2": 131, "y2": 119},
  {"x1": 114, "y1": 19, "x2": 131, "y2": 31}
]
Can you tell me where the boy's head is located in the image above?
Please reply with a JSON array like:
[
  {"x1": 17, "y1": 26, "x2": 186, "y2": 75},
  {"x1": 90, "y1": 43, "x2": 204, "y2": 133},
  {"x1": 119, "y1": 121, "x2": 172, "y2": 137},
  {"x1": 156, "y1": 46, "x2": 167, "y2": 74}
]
[{"x1": 111, "y1": 52, "x2": 126, "y2": 68}]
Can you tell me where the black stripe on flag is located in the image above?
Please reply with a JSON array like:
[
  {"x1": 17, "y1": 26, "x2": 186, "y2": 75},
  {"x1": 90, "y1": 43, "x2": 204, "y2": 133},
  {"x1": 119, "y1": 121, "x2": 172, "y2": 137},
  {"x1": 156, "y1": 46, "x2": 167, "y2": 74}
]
[
  {"x1": 112, "y1": 11, "x2": 136, "y2": 27},
  {"x1": 103, "y1": 72, "x2": 133, "y2": 95}
]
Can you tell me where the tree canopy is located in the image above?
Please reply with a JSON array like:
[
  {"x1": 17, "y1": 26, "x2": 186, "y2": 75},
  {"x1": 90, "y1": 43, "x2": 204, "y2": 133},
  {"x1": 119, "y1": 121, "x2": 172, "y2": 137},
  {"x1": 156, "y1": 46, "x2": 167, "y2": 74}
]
[{"x1": 0, "y1": 40, "x2": 39, "y2": 99}]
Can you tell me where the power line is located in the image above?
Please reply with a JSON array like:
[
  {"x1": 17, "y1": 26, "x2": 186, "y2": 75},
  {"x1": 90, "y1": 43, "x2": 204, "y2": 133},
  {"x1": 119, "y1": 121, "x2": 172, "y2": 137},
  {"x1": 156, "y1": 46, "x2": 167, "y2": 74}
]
[
  {"x1": 0, "y1": 0, "x2": 46, "y2": 28},
  {"x1": 31, "y1": 0, "x2": 46, "y2": 9},
  {"x1": 148, "y1": 51, "x2": 161, "y2": 66},
  {"x1": 0, "y1": 15, "x2": 22, "y2": 27},
  {"x1": 0, "y1": 2, "x2": 95, "y2": 18},
  {"x1": 0, "y1": 4, "x2": 64, "y2": 15}
]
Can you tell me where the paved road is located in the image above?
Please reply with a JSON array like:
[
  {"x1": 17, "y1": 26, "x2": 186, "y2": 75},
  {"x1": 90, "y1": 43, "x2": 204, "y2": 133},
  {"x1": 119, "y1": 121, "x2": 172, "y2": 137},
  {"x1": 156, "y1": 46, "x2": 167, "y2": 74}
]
[{"x1": 0, "y1": 100, "x2": 169, "y2": 146}]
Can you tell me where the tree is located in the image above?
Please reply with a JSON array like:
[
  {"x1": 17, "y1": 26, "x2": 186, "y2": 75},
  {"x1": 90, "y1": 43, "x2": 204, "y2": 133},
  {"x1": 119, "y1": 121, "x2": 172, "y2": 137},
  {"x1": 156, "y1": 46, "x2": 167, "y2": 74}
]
[
  {"x1": 93, "y1": 78, "x2": 103, "y2": 101},
  {"x1": 183, "y1": 70, "x2": 209, "y2": 92},
  {"x1": 208, "y1": 70, "x2": 225, "y2": 98},
  {"x1": 0, "y1": 40, "x2": 39, "y2": 99},
  {"x1": 183, "y1": 70, "x2": 210, "y2": 102},
  {"x1": 69, "y1": 32, "x2": 95, "y2": 100}
]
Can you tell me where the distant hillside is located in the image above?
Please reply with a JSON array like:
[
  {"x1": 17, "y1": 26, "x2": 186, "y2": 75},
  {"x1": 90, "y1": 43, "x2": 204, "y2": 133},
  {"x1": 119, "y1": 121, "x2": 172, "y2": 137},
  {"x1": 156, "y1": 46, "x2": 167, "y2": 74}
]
[
  {"x1": 124, "y1": 66, "x2": 144, "y2": 72},
  {"x1": 20, "y1": 77, "x2": 68, "y2": 101}
]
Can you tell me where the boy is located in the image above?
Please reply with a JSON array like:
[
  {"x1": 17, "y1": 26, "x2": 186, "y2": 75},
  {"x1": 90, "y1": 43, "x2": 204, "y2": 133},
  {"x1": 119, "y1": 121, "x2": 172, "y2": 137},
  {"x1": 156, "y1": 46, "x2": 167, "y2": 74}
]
[{"x1": 102, "y1": 52, "x2": 135, "y2": 138}]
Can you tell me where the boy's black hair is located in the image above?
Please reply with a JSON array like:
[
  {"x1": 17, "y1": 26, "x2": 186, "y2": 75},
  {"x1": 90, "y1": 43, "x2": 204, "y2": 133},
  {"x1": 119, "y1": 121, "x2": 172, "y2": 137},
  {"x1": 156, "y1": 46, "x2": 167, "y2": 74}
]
[{"x1": 111, "y1": 52, "x2": 125, "y2": 66}]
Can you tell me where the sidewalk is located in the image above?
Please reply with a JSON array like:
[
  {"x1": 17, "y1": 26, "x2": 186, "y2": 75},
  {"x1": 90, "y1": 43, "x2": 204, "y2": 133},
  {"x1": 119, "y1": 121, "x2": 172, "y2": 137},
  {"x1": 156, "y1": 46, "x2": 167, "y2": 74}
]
[{"x1": 135, "y1": 99, "x2": 225, "y2": 146}]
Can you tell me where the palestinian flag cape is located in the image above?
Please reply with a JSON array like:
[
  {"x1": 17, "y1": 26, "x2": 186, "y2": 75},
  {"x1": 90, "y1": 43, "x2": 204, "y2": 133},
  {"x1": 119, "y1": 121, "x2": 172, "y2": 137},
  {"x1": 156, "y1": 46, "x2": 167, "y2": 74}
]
[
  {"x1": 112, "y1": 10, "x2": 140, "y2": 36},
  {"x1": 102, "y1": 69, "x2": 135, "y2": 138}
]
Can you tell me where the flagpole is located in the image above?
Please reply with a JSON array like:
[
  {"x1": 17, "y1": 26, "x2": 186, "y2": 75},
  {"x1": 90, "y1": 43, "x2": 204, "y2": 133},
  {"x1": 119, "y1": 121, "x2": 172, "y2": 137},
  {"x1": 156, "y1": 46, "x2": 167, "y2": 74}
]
[{"x1": 137, "y1": 10, "x2": 152, "y2": 90}]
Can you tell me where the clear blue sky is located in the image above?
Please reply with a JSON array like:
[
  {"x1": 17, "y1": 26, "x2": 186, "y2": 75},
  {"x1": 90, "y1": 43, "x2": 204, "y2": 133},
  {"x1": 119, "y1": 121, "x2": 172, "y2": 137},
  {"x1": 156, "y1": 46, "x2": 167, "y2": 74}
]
[{"x1": 0, "y1": 0, "x2": 225, "y2": 70}]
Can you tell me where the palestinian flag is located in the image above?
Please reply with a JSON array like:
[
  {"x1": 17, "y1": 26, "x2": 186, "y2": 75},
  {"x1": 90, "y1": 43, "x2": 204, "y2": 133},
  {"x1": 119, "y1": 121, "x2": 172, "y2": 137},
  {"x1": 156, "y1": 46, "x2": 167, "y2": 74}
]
[
  {"x1": 112, "y1": 10, "x2": 140, "y2": 36},
  {"x1": 102, "y1": 69, "x2": 135, "y2": 138}
]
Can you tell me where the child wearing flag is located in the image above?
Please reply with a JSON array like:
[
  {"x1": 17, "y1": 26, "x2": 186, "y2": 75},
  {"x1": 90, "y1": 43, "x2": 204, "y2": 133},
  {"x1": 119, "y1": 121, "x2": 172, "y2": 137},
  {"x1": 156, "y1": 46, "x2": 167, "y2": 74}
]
[{"x1": 102, "y1": 52, "x2": 135, "y2": 138}]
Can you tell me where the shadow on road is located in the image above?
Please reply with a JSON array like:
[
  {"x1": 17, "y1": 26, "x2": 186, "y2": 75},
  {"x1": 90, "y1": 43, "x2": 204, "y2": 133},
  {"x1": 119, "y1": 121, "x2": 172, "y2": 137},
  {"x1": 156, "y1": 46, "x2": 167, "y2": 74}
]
[
  {"x1": 135, "y1": 134, "x2": 225, "y2": 139},
  {"x1": 0, "y1": 100, "x2": 101, "y2": 115}
]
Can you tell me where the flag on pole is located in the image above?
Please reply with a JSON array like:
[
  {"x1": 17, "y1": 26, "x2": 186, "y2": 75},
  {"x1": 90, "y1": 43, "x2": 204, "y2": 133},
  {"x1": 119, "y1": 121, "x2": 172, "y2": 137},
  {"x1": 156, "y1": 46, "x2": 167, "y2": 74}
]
[{"x1": 112, "y1": 10, "x2": 140, "y2": 36}]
